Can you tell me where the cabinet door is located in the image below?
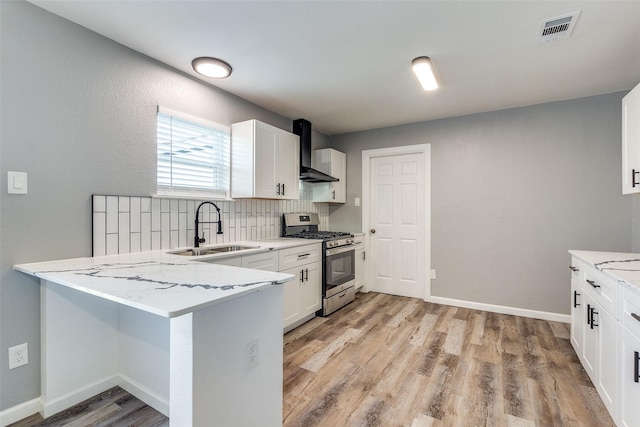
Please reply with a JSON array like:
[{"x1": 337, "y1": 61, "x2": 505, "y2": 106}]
[
  {"x1": 299, "y1": 261, "x2": 321, "y2": 315},
  {"x1": 281, "y1": 266, "x2": 302, "y2": 328},
  {"x1": 623, "y1": 82, "x2": 640, "y2": 194},
  {"x1": 313, "y1": 149, "x2": 346, "y2": 203},
  {"x1": 619, "y1": 325, "x2": 640, "y2": 427},
  {"x1": 355, "y1": 248, "x2": 364, "y2": 290},
  {"x1": 254, "y1": 121, "x2": 278, "y2": 198},
  {"x1": 275, "y1": 130, "x2": 300, "y2": 200},
  {"x1": 582, "y1": 292, "x2": 598, "y2": 380},
  {"x1": 595, "y1": 306, "x2": 617, "y2": 418},
  {"x1": 571, "y1": 279, "x2": 585, "y2": 357}
]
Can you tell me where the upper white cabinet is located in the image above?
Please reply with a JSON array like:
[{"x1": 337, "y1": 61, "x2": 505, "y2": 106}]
[
  {"x1": 312, "y1": 148, "x2": 346, "y2": 203},
  {"x1": 622, "y1": 82, "x2": 640, "y2": 194},
  {"x1": 231, "y1": 119, "x2": 299, "y2": 200}
]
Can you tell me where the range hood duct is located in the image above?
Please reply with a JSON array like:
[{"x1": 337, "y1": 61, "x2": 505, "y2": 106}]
[{"x1": 292, "y1": 119, "x2": 339, "y2": 183}]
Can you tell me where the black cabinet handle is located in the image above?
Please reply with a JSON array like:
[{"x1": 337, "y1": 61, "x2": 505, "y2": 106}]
[
  {"x1": 590, "y1": 307, "x2": 598, "y2": 329},
  {"x1": 304, "y1": 268, "x2": 309, "y2": 281},
  {"x1": 635, "y1": 351, "x2": 640, "y2": 383},
  {"x1": 300, "y1": 269, "x2": 304, "y2": 282},
  {"x1": 587, "y1": 303, "x2": 592, "y2": 326},
  {"x1": 631, "y1": 313, "x2": 640, "y2": 323},
  {"x1": 633, "y1": 169, "x2": 640, "y2": 188},
  {"x1": 569, "y1": 266, "x2": 579, "y2": 272},
  {"x1": 276, "y1": 183, "x2": 281, "y2": 195},
  {"x1": 282, "y1": 183, "x2": 285, "y2": 196},
  {"x1": 573, "y1": 290, "x2": 580, "y2": 308},
  {"x1": 586, "y1": 279, "x2": 601, "y2": 289}
]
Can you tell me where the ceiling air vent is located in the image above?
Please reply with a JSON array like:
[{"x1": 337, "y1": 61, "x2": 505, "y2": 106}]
[{"x1": 538, "y1": 11, "x2": 581, "y2": 43}]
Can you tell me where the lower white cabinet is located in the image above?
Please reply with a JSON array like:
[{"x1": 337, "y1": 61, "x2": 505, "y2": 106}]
[
  {"x1": 354, "y1": 235, "x2": 365, "y2": 291},
  {"x1": 196, "y1": 243, "x2": 322, "y2": 332},
  {"x1": 570, "y1": 278, "x2": 585, "y2": 357},
  {"x1": 279, "y1": 244, "x2": 322, "y2": 331},
  {"x1": 619, "y1": 324, "x2": 640, "y2": 427},
  {"x1": 570, "y1": 255, "x2": 617, "y2": 422}
]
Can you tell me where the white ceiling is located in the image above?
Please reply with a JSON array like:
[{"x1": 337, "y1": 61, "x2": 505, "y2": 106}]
[{"x1": 28, "y1": 1, "x2": 640, "y2": 135}]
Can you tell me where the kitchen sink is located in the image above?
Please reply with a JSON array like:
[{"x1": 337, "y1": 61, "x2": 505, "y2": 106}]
[{"x1": 169, "y1": 245, "x2": 259, "y2": 256}]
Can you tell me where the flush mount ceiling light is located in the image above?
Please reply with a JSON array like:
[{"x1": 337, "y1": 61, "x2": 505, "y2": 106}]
[
  {"x1": 411, "y1": 56, "x2": 438, "y2": 91},
  {"x1": 192, "y1": 57, "x2": 232, "y2": 79}
]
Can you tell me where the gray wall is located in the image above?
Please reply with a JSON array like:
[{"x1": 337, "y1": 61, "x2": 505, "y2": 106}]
[
  {"x1": 0, "y1": 1, "x2": 327, "y2": 411},
  {"x1": 329, "y1": 93, "x2": 632, "y2": 315}
]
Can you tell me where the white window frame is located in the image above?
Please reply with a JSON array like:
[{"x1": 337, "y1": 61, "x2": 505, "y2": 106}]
[{"x1": 156, "y1": 106, "x2": 231, "y2": 200}]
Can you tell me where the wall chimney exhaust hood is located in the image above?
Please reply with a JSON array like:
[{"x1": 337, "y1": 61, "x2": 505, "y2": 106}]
[{"x1": 292, "y1": 119, "x2": 339, "y2": 183}]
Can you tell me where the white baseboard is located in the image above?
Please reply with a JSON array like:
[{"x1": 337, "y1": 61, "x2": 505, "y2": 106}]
[
  {"x1": 119, "y1": 374, "x2": 169, "y2": 417},
  {"x1": 429, "y1": 296, "x2": 571, "y2": 323},
  {"x1": 0, "y1": 397, "x2": 41, "y2": 427},
  {"x1": 41, "y1": 375, "x2": 119, "y2": 419}
]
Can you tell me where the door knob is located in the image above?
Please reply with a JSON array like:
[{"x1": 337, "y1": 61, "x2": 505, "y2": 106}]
[{"x1": 370, "y1": 228, "x2": 376, "y2": 234}]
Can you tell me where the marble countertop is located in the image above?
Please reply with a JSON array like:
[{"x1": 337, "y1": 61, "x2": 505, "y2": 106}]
[
  {"x1": 569, "y1": 250, "x2": 640, "y2": 288},
  {"x1": 15, "y1": 238, "x2": 321, "y2": 318}
]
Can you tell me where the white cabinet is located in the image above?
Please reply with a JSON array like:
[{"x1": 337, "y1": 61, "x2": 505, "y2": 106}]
[
  {"x1": 570, "y1": 275, "x2": 585, "y2": 358},
  {"x1": 312, "y1": 148, "x2": 346, "y2": 203},
  {"x1": 354, "y1": 235, "x2": 365, "y2": 291},
  {"x1": 619, "y1": 323, "x2": 640, "y2": 427},
  {"x1": 279, "y1": 243, "x2": 322, "y2": 331},
  {"x1": 622, "y1": 82, "x2": 640, "y2": 194},
  {"x1": 570, "y1": 256, "x2": 618, "y2": 420},
  {"x1": 231, "y1": 119, "x2": 299, "y2": 200}
]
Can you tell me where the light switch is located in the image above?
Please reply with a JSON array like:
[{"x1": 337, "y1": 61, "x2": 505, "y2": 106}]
[
  {"x1": 354, "y1": 197, "x2": 360, "y2": 207},
  {"x1": 8, "y1": 171, "x2": 27, "y2": 194}
]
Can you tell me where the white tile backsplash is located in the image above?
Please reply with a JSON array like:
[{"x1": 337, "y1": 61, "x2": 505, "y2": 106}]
[{"x1": 92, "y1": 184, "x2": 329, "y2": 256}]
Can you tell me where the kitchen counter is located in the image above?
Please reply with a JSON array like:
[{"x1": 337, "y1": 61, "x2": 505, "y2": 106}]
[
  {"x1": 15, "y1": 238, "x2": 314, "y2": 318},
  {"x1": 569, "y1": 250, "x2": 640, "y2": 288},
  {"x1": 14, "y1": 238, "x2": 317, "y2": 426}
]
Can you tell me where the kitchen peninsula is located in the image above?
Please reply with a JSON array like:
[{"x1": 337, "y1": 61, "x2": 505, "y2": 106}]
[{"x1": 15, "y1": 245, "x2": 298, "y2": 426}]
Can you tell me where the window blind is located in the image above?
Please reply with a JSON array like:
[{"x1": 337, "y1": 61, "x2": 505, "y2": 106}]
[{"x1": 157, "y1": 108, "x2": 230, "y2": 198}]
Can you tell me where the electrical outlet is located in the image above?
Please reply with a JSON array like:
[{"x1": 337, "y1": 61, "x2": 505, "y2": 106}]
[
  {"x1": 244, "y1": 338, "x2": 259, "y2": 372},
  {"x1": 8, "y1": 343, "x2": 28, "y2": 369},
  {"x1": 430, "y1": 269, "x2": 436, "y2": 280}
]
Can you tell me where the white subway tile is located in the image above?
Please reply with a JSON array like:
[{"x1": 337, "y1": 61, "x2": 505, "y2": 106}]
[
  {"x1": 106, "y1": 234, "x2": 119, "y2": 255},
  {"x1": 130, "y1": 197, "x2": 141, "y2": 233},
  {"x1": 119, "y1": 196, "x2": 130, "y2": 213},
  {"x1": 119, "y1": 212, "x2": 130, "y2": 254},
  {"x1": 141, "y1": 197, "x2": 151, "y2": 213},
  {"x1": 93, "y1": 195, "x2": 106, "y2": 213},
  {"x1": 93, "y1": 212, "x2": 106, "y2": 256},
  {"x1": 130, "y1": 233, "x2": 141, "y2": 253}
]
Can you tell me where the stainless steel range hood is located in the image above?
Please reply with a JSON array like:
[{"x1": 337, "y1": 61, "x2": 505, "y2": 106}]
[{"x1": 293, "y1": 119, "x2": 339, "y2": 183}]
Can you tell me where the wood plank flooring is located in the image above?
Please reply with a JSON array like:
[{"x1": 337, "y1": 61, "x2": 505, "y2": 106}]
[
  {"x1": 11, "y1": 292, "x2": 613, "y2": 426},
  {"x1": 283, "y1": 292, "x2": 614, "y2": 427}
]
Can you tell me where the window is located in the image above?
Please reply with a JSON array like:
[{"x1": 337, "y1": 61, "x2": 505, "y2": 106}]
[{"x1": 156, "y1": 107, "x2": 231, "y2": 199}]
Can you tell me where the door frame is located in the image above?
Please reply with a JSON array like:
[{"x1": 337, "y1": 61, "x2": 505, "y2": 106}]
[{"x1": 362, "y1": 144, "x2": 431, "y2": 301}]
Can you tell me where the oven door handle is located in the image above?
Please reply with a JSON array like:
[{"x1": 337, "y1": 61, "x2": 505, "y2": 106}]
[{"x1": 326, "y1": 245, "x2": 355, "y2": 256}]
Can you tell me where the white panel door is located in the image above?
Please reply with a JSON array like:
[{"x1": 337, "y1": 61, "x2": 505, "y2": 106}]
[{"x1": 369, "y1": 153, "x2": 426, "y2": 298}]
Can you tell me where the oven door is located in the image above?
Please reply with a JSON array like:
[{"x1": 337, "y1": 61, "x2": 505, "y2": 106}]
[{"x1": 324, "y1": 245, "x2": 355, "y2": 297}]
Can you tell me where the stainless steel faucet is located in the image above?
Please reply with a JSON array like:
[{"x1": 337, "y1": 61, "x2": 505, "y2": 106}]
[{"x1": 194, "y1": 201, "x2": 223, "y2": 247}]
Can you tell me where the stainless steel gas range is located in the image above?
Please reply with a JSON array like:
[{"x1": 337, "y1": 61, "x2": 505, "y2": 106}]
[{"x1": 282, "y1": 213, "x2": 356, "y2": 316}]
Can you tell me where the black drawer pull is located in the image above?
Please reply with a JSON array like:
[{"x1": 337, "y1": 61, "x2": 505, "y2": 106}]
[
  {"x1": 587, "y1": 303, "x2": 592, "y2": 326},
  {"x1": 586, "y1": 279, "x2": 601, "y2": 289},
  {"x1": 573, "y1": 290, "x2": 580, "y2": 308},
  {"x1": 631, "y1": 313, "x2": 640, "y2": 323},
  {"x1": 633, "y1": 169, "x2": 640, "y2": 188},
  {"x1": 297, "y1": 253, "x2": 311, "y2": 258},
  {"x1": 569, "y1": 266, "x2": 579, "y2": 272},
  {"x1": 635, "y1": 351, "x2": 640, "y2": 383}
]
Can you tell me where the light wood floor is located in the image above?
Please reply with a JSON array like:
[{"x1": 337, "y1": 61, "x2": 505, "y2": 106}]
[
  {"x1": 11, "y1": 292, "x2": 613, "y2": 426},
  {"x1": 283, "y1": 292, "x2": 614, "y2": 427}
]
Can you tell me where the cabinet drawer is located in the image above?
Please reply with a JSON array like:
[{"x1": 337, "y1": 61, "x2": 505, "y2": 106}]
[
  {"x1": 621, "y1": 282, "x2": 640, "y2": 339},
  {"x1": 583, "y1": 267, "x2": 617, "y2": 316},
  {"x1": 242, "y1": 250, "x2": 279, "y2": 272},
  {"x1": 279, "y1": 243, "x2": 322, "y2": 270}
]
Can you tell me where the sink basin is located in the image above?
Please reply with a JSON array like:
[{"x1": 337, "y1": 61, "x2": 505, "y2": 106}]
[{"x1": 169, "y1": 245, "x2": 259, "y2": 256}]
